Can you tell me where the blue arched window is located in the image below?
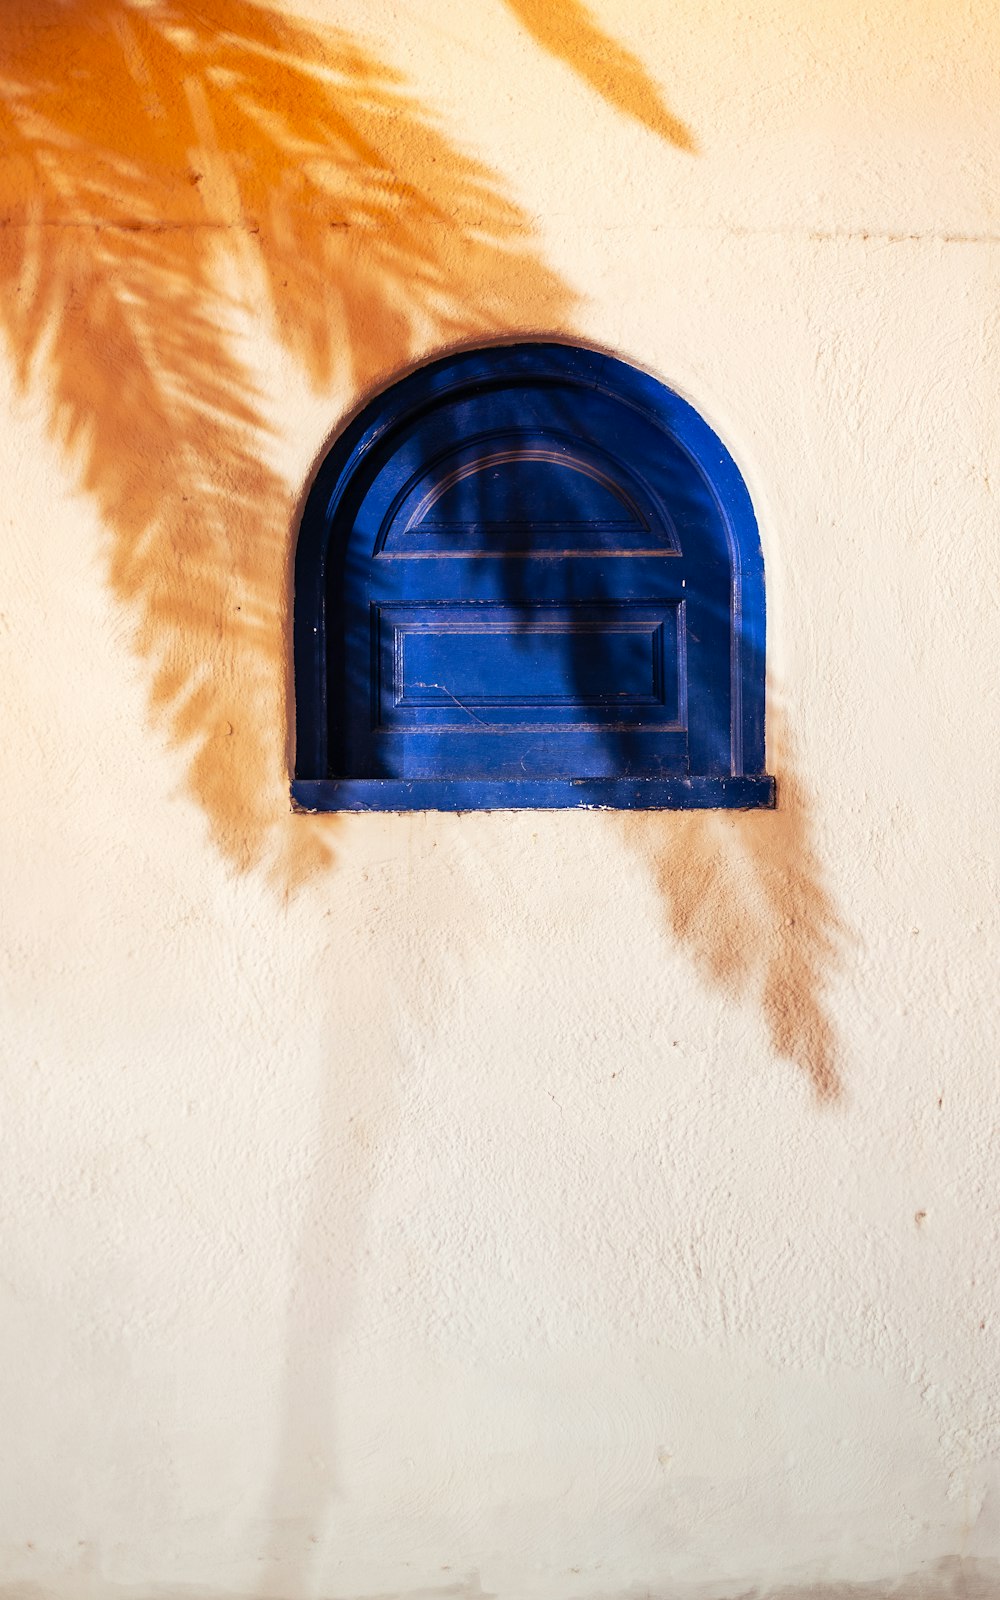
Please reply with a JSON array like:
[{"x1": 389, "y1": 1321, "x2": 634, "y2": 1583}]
[{"x1": 293, "y1": 344, "x2": 773, "y2": 811}]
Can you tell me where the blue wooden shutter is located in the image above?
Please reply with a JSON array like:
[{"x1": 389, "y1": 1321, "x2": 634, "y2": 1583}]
[{"x1": 294, "y1": 345, "x2": 773, "y2": 811}]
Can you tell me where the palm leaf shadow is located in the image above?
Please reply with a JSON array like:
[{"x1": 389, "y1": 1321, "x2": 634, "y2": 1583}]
[
  {"x1": 0, "y1": 0, "x2": 843, "y2": 1093},
  {"x1": 501, "y1": 0, "x2": 697, "y2": 151},
  {"x1": 624, "y1": 699, "x2": 848, "y2": 1100},
  {"x1": 0, "y1": 11, "x2": 845, "y2": 1577},
  {"x1": 0, "y1": 0, "x2": 574, "y2": 883}
]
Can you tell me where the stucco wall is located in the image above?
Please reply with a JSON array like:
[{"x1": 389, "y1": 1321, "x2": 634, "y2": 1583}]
[{"x1": 2, "y1": 2, "x2": 999, "y2": 1597}]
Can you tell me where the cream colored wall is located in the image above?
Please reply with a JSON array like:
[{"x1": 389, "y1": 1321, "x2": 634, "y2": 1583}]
[{"x1": 2, "y1": 2, "x2": 999, "y2": 1597}]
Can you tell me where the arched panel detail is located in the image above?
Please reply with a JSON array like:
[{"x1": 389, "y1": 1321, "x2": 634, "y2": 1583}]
[
  {"x1": 293, "y1": 343, "x2": 773, "y2": 812},
  {"x1": 376, "y1": 428, "x2": 679, "y2": 557}
]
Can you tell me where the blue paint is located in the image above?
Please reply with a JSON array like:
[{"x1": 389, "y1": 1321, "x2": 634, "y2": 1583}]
[{"x1": 293, "y1": 344, "x2": 774, "y2": 811}]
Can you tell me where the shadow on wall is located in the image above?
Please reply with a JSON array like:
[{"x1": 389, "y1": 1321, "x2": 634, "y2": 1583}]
[
  {"x1": 623, "y1": 699, "x2": 847, "y2": 1101},
  {"x1": 0, "y1": 4, "x2": 852, "y2": 1590},
  {"x1": 503, "y1": 0, "x2": 697, "y2": 150},
  {"x1": 0, "y1": 0, "x2": 574, "y2": 885},
  {"x1": 0, "y1": 0, "x2": 845, "y2": 1094}
]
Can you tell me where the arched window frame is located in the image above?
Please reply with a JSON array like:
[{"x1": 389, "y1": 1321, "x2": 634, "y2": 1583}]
[{"x1": 293, "y1": 343, "x2": 774, "y2": 812}]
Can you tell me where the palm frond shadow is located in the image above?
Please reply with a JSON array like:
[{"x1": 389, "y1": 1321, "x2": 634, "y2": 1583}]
[
  {"x1": 501, "y1": 0, "x2": 697, "y2": 151},
  {"x1": 623, "y1": 699, "x2": 849, "y2": 1100},
  {"x1": 0, "y1": 0, "x2": 845, "y2": 1094},
  {"x1": 0, "y1": 0, "x2": 573, "y2": 882},
  {"x1": 0, "y1": 8, "x2": 847, "y2": 1576}
]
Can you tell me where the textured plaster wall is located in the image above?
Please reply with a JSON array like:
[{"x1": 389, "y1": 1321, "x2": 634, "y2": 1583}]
[{"x1": 1, "y1": 2, "x2": 999, "y2": 1598}]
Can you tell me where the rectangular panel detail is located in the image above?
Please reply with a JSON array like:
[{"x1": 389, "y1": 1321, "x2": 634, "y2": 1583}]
[{"x1": 375, "y1": 603, "x2": 683, "y2": 730}]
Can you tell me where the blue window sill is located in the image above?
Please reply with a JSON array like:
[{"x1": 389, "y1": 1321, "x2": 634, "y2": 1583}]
[{"x1": 291, "y1": 776, "x2": 775, "y2": 813}]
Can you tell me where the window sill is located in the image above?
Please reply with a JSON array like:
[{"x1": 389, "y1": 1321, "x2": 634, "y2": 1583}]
[{"x1": 291, "y1": 776, "x2": 776, "y2": 813}]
